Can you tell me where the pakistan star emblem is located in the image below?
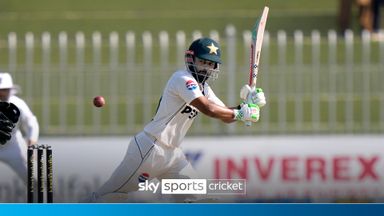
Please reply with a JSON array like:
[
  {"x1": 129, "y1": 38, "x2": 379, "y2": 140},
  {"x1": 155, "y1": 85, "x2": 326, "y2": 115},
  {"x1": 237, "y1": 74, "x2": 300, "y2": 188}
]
[{"x1": 207, "y1": 43, "x2": 219, "y2": 55}]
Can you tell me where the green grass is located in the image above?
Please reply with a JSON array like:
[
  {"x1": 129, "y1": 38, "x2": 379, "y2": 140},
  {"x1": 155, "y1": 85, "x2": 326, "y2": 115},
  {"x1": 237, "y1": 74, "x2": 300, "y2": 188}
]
[{"x1": 0, "y1": 0, "x2": 351, "y2": 36}]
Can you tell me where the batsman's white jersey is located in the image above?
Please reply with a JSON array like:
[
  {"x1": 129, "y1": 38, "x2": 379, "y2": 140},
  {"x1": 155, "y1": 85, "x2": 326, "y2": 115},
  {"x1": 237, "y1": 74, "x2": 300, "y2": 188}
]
[
  {"x1": 90, "y1": 70, "x2": 225, "y2": 202},
  {"x1": 0, "y1": 95, "x2": 39, "y2": 185},
  {"x1": 144, "y1": 70, "x2": 225, "y2": 148}
]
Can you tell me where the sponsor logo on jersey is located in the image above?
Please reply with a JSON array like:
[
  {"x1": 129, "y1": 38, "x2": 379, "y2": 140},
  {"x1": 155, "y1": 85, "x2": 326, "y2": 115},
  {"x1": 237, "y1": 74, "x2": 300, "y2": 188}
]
[
  {"x1": 138, "y1": 173, "x2": 149, "y2": 182},
  {"x1": 186, "y1": 80, "x2": 198, "y2": 90},
  {"x1": 181, "y1": 105, "x2": 198, "y2": 119}
]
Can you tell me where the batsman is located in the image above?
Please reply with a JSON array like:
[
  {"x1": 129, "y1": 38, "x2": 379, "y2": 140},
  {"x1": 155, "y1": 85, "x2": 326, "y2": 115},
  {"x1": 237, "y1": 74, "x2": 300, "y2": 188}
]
[{"x1": 86, "y1": 37, "x2": 267, "y2": 202}]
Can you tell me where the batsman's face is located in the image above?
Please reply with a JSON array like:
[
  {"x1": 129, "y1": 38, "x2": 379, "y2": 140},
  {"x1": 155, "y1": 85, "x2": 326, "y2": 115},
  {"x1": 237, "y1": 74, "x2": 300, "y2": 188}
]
[
  {"x1": 191, "y1": 57, "x2": 220, "y2": 83},
  {"x1": 0, "y1": 89, "x2": 11, "y2": 102},
  {"x1": 195, "y1": 57, "x2": 216, "y2": 76}
]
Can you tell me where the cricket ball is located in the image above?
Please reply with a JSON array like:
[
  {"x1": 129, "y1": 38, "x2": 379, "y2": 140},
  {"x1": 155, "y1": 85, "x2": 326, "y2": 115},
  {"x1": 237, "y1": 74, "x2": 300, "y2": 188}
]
[{"x1": 93, "y1": 96, "x2": 105, "y2": 108}]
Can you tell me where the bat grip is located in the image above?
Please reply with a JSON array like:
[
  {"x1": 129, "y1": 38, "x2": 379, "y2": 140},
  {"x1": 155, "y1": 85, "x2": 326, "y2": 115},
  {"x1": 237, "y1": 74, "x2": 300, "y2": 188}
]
[{"x1": 244, "y1": 85, "x2": 256, "y2": 127}]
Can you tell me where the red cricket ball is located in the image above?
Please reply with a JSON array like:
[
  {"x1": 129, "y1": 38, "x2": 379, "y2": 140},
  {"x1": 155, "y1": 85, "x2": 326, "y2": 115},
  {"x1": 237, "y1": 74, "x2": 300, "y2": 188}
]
[{"x1": 93, "y1": 96, "x2": 105, "y2": 108}]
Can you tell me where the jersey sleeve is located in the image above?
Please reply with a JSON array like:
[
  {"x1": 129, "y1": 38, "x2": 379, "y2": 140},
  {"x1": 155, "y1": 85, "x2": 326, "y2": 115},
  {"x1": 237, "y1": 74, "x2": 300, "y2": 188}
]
[
  {"x1": 171, "y1": 73, "x2": 204, "y2": 104},
  {"x1": 205, "y1": 84, "x2": 226, "y2": 107}
]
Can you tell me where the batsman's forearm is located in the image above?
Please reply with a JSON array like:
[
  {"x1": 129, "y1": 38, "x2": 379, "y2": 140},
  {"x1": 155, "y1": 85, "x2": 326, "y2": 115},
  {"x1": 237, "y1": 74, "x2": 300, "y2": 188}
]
[
  {"x1": 190, "y1": 96, "x2": 235, "y2": 122},
  {"x1": 205, "y1": 104, "x2": 236, "y2": 121}
]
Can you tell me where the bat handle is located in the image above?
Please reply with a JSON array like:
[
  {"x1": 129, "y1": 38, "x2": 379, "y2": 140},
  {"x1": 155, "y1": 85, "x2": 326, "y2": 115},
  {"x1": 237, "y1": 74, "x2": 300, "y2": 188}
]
[{"x1": 244, "y1": 85, "x2": 256, "y2": 127}]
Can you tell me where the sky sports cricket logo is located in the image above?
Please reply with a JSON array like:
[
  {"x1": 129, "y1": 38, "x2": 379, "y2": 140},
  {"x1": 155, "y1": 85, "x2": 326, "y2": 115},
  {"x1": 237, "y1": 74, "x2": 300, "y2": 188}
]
[
  {"x1": 186, "y1": 80, "x2": 198, "y2": 90},
  {"x1": 138, "y1": 179, "x2": 246, "y2": 195}
]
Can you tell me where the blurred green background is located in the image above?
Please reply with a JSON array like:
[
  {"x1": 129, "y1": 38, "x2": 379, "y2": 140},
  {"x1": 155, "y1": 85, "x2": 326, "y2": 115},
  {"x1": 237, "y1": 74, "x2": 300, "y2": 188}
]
[
  {"x1": 0, "y1": 0, "x2": 383, "y2": 136},
  {"x1": 0, "y1": 0, "x2": 356, "y2": 36}
]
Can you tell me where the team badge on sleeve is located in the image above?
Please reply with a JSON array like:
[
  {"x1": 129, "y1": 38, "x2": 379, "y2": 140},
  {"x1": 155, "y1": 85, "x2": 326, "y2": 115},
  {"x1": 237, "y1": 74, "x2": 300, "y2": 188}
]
[
  {"x1": 186, "y1": 80, "x2": 198, "y2": 90},
  {"x1": 138, "y1": 173, "x2": 149, "y2": 182}
]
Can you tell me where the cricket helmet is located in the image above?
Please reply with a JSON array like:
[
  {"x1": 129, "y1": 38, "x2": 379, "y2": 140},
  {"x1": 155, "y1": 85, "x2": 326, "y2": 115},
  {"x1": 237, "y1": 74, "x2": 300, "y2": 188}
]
[{"x1": 185, "y1": 37, "x2": 221, "y2": 83}]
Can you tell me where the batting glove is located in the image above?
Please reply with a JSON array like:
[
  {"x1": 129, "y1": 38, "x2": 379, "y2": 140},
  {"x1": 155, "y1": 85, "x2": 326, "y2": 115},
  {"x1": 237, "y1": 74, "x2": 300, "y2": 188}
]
[
  {"x1": 240, "y1": 84, "x2": 266, "y2": 108},
  {"x1": 233, "y1": 103, "x2": 260, "y2": 122}
]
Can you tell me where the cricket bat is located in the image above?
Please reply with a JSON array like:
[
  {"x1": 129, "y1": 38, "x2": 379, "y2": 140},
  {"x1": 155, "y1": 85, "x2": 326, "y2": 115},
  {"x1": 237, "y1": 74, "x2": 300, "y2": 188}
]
[{"x1": 246, "y1": 6, "x2": 269, "y2": 126}]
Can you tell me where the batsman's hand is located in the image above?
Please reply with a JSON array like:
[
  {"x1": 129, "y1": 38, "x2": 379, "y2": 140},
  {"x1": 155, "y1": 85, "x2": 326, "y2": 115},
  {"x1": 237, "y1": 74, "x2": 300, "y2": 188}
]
[
  {"x1": 233, "y1": 103, "x2": 260, "y2": 123},
  {"x1": 240, "y1": 84, "x2": 266, "y2": 108},
  {"x1": 0, "y1": 102, "x2": 20, "y2": 145}
]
